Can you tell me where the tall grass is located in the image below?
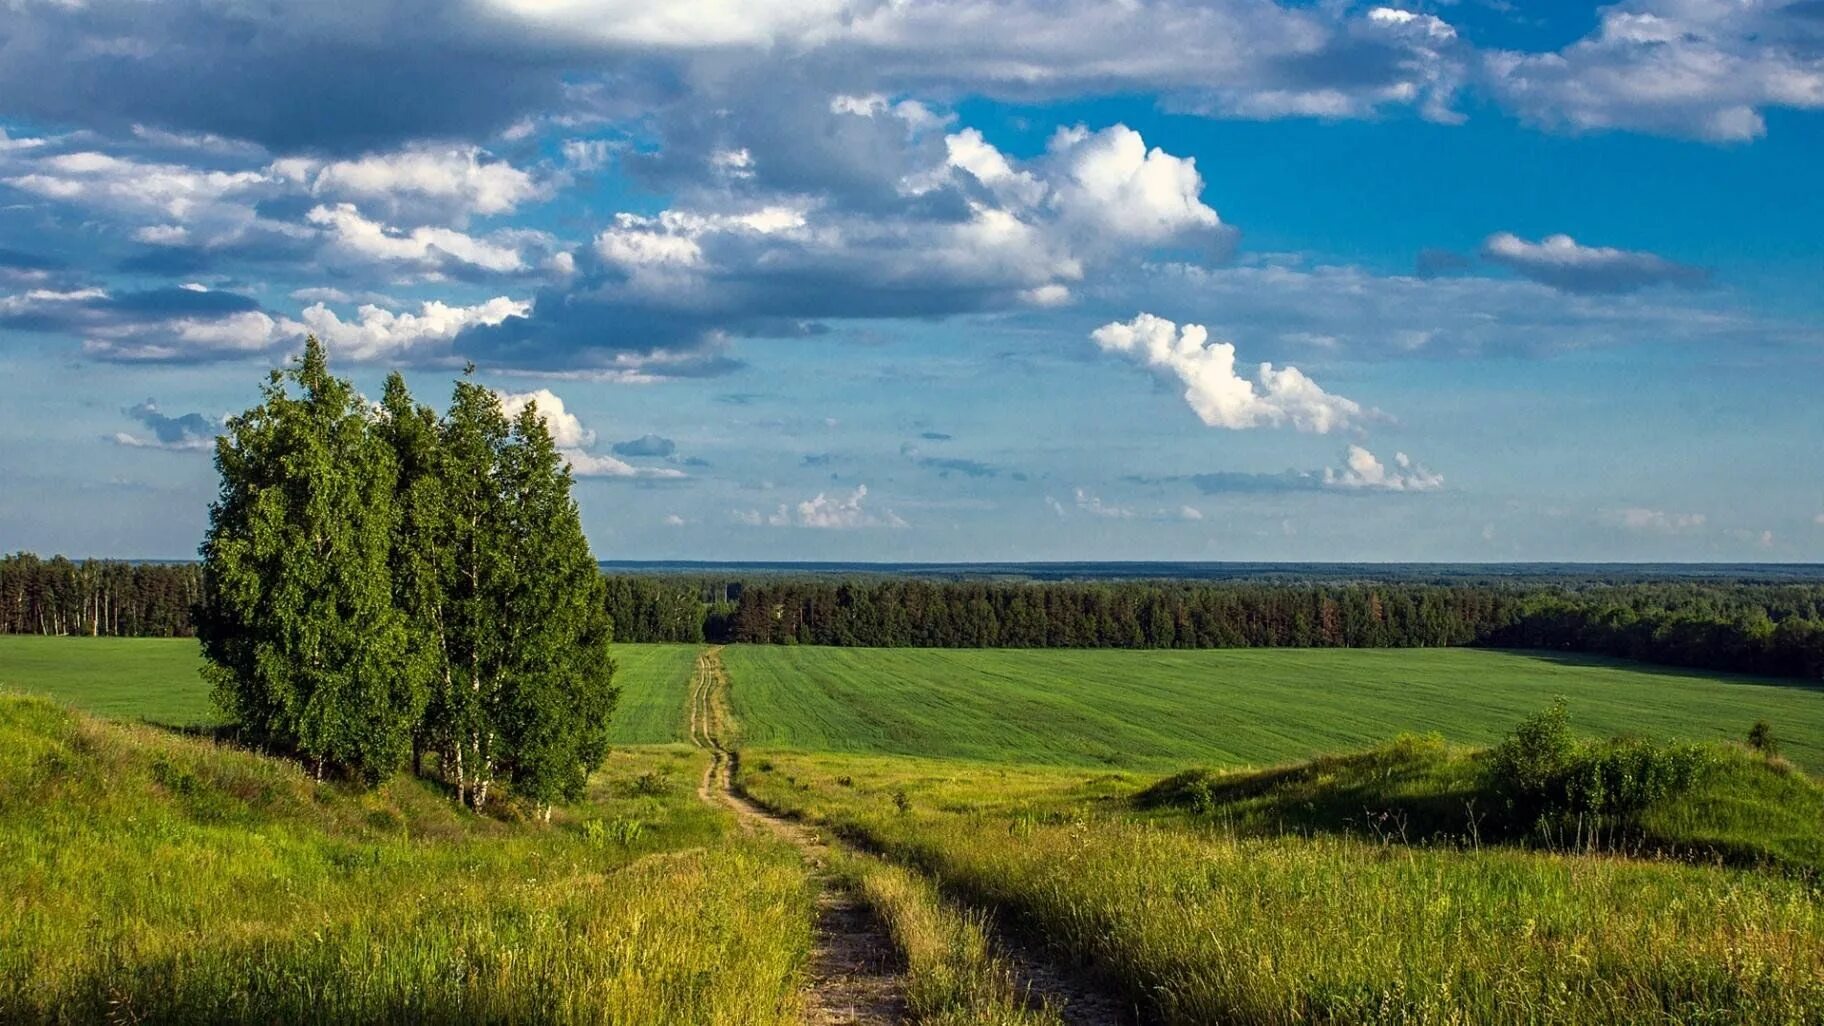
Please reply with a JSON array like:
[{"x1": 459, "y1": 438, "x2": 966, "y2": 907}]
[
  {"x1": 744, "y1": 749, "x2": 1824, "y2": 1025},
  {"x1": 835, "y1": 853, "x2": 1062, "y2": 1026},
  {"x1": 0, "y1": 694, "x2": 814, "y2": 1024}
]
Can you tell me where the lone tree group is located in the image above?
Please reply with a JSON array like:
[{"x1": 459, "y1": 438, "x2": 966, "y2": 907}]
[{"x1": 198, "y1": 337, "x2": 616, "y2": 816}]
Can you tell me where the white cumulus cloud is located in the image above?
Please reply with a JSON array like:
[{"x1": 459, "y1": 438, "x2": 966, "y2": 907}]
[
  {"x1": 1090, "y1": 312, "x2": 1364, "y2": 433},
  {"x1": 301, "y1": 296, "x2": 530, "y2": 362},
  {"x1": 740, "y1": 484, "x2": 906, "y2": 529},
  {"x1": 1322, "y1": 445, "x2": 1444, "y2": 492},
  {"x1": 493, "y1": 387, "x2": 686, "y2": 479}
]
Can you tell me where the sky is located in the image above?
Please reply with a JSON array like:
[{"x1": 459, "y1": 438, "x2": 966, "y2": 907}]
[{"x1": 1, "y1": 0, "x2": 1821, "y2": 563}]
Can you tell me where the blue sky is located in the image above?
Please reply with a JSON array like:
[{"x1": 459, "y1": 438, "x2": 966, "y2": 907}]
[{"x1": 2, "y1": 0, "x2": 1821, "y2": 561}]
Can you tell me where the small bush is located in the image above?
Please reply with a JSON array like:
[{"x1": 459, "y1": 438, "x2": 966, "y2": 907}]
[
  {"x1": 892, "y1": 789, "x2": 912, "y2": 814},
  {"x1": 630, "y1": 771, "x2": 671, "y2": 796},
  {"x1": 1561, "y1": 737, "x2": 1710, "y2": 817},
  {"x1": 1488, "y1": 699, "x2": 1575, "y2": 803},
  {"x1": 1748, "y1": 719, "x2": 1780, "y2": 757}
]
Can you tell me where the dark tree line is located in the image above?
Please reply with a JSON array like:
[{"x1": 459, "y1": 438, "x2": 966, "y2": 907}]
[
  {"x1": 14, "y1": 539, "x2": 1824, "y2": 683},
  {"x1": 719, "y1": 579, "x2": 1824, "y2": 680},
  {"x1": 0, "y1": 554, "x2": 200, "y2": 637}
]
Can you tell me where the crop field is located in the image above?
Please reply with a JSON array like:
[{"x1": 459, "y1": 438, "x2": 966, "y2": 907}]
[
  {"x1": 0, "y1": 637, "x2": 700, "y2": 745},
  {"x1": 722, "y1": 645, "x2": 1824, "y2": 772}
]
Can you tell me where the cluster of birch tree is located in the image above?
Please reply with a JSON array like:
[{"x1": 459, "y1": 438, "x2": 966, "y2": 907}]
[{"x1": 197, "y1": 338, "x2": 616, "y2": 814}]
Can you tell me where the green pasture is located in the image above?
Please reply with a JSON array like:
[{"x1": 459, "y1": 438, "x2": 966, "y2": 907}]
[
  {"x1": 721, "y1": 646, "x2": 1824, "y2": 772},
  {"x1": 0, "y1": 637, "x2": 700, "y2": 745}
]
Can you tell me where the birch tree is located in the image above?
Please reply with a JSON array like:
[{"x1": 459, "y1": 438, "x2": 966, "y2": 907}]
[{"x1": 198, "y1": 337, "x2": 417, "y2": 783}]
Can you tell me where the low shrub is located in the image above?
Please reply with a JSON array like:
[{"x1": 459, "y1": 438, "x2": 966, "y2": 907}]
[{"x1": 1489, "y1": 702, "x2": 1711, "y2": 820}]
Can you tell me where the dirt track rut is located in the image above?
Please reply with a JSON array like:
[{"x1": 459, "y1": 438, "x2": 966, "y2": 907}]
[
  {"x1": 691, "y1": 648, "x2": 908, "y2": 1026},
  {"x1": 688, "y1": 647, "x2": 1134, "y2": 1026}
]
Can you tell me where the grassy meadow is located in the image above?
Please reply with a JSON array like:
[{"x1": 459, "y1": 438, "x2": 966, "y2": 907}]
[
  {"x1": 740, "y1": 746, "x2": 1824, "y2": 1025},
  {"x1": 8, "y1": 635, "x2": 1824, "y2": 1024},
  {"x1": 722, "y1": 645, "x2": 1824, "y2": 772},
  {"x1": 0, "y1": 692, "x2": 814, "y2": 1024},
  {"x1": 0, "y1": 636, "x2": 701, "y2": 745}
]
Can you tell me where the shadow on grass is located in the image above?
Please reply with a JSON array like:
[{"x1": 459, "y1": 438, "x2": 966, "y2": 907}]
[{"x1": 1487, "y1": 647, "x2": 1824, "y2": 695}]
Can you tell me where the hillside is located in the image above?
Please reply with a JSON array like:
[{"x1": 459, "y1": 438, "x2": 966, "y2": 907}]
[
  {"x1": 1135, "y1": 734, "x2": 1824, "y2": 875},
  {"x1": 0, "y1": 694, "x2": 811, "y2": 1025}
]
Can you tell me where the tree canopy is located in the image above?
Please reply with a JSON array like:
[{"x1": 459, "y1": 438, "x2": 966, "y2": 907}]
[{"x1": 198, "y1": 340, "x2": 616, "y2": 811}]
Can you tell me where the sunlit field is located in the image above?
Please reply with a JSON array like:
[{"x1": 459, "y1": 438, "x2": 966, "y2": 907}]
[
  {"x1": 722, "y1": 645, "x2": 1824, "y2": 772},
  {"x1": 0, "y1": 637, "x2": 701, "y2": 745}
]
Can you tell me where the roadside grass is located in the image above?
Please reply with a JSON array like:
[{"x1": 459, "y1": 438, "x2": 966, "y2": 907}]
[
  {"x1": 721, "y1": 645, "x2": 1824, "y2": 772},
  {"x1": 0, "y1": 694, "x2": 813, "y2": 1024},
  {"x1": 740, "y1": 747, "x2": 1824, "y2": 1025},
  {"x1": 0, "y1": 636, "x2": 701, "y2": 744},
  {"x1": 832, "y1": 852, "x2": 1064, "y2": 1026}
]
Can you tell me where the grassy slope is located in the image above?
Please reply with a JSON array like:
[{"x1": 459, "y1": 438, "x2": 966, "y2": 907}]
[
  {"x1": 0, "y1": 693, "x2": 812, "y2": 1024},
  {"x1": 741, "y1": 749, "x2": 1824, "y2": 1026},
  {"x1": 723, "y1": 646, "x2": 1824, "y2": 772},
  {"x1": 0, "y1": 636, "x2": 701, "y2": 744},
  {"x1": 1135, "y1": 736, "x2": 1824, "y2": 874}
]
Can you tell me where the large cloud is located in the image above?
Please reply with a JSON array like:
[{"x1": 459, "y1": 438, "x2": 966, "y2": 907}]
[
  {"x1": 0, "y1": 1, "x2": 1468, "y2": 154},
  {"x1": 1483, "y1": 0, "x2": 1824, "y2": 142},
  {"x1": 1090, "y1": 313, "x2": 1366, "y2": 433},
  {"x1": 461, "y1": 120, "x2": 1221, "y2": 373}
]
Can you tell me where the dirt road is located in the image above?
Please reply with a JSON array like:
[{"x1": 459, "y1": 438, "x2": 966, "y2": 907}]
[{"x1": 687, "y1": 647, "x2": 1134, "y2": 1026}]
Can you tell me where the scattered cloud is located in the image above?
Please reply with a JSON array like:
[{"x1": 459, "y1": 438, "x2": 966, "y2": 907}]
[
  {"x1": 276, "y1": 145, "x2": 543, "y2": 220},
  {"x1": 494, "y1": 387, "x2": 685, "y2": 479},
  {"x1": 1057, "y1": 489, "x2": 1206, "y2": 521},
  {"x1": 1090, "y1": 312, "x2": 1366, "y2": 433},
  {"x1": 307, "y1": 203, "x2": 527, "y2": 274},
  {"x1": 611, "y1": 434, "x2": 677, "y2": 458},
  {"x1": 1321, "y1": 445, "x2": 1444, "y2": 492},
  {"x1": 738, "y1": 484, "x2": 907, "y2": 529},
  {"x1": 1481, "y1": 233, "x2": 1706, "y2": 294},
  {"x1": 112, "y1": 399, "x2": 217, "y2": 451},
  {"x1": 1609, "y1": 507, "x2": 1708, "y2": 533},
  {"x1": 301, "y1": 297, "x2": 529, "y2": 362},
  {"x1": 1483, "y1": 0, "x2": 1824, "y2": 142},
  {"x1": 914, "y1": 456, "x2": 1005, "y2": 480},
  {"x1": 0, "y1": 284, "x2": 298, "y2": 361}
]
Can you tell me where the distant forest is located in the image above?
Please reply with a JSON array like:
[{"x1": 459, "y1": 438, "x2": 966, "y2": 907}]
[{"x1": 7, "y1": 553, "x2": 1824, "y2": 680}]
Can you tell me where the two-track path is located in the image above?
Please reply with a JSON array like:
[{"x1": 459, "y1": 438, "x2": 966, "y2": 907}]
[
  {"x1": 690, "y1": 648, "x2": 908, "y2": 1026},
  {"x1": 687, "y1": 647, "x2": 1135, "y2": 1026}
]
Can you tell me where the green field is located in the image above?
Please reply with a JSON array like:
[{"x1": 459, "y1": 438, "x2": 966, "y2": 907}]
[
  {"x1": 0, "y1": 636, "x2": 699, "y2": 745},
  {"x1": 722, "y1": 646, "x2": 1824, "y2": 772}
]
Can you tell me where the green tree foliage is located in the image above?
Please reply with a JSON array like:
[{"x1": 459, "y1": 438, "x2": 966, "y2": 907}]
[
  {"x1": 198, "y1": 343, "x2": 616, "y2": 809},
  {"x1": 494, "y1": 403, "x2": 618, "y2": 816},
  {"x1": 197, "y1": 338, "x2": 416, "y2": 783}
]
